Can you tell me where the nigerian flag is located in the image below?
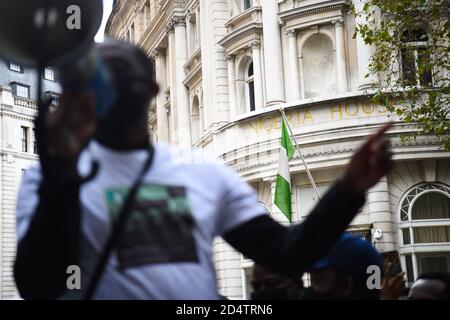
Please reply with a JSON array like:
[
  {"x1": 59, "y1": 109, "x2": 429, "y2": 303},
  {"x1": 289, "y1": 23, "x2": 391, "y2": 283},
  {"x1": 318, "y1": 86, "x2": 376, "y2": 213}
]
[{"x1": 274, "y1": 116, "x2": 295, "y2": 222}]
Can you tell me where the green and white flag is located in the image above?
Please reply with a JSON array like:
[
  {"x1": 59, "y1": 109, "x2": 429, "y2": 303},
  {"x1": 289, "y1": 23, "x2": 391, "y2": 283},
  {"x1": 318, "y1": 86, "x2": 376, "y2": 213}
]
[{"x1": 274, "y1": 116, "x2": 295, "y2": 222}]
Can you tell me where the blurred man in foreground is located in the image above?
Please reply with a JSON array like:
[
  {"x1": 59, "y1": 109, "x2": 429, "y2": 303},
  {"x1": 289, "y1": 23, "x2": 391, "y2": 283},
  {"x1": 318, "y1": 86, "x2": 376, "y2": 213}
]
[{"x1": 15, "y1": 39, "x2": 393, "y2": 300}]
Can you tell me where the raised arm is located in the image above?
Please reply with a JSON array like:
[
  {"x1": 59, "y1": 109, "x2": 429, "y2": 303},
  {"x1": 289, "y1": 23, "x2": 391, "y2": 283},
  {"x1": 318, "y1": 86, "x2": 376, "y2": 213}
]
[
  {"x1": 224, "y1": 123, "x2": 393, "y2": 277},
  {"x1": 14, "y1": 92, "x2": 96, "y2": 299}
]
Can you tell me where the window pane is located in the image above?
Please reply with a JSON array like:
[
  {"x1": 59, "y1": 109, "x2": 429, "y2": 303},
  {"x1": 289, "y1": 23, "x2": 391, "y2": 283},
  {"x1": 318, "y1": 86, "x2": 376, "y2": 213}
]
[
  {"x1": 404, "y1": 254, "x2": 414, "y2": 283},
  {"x1": 302, "y1": 273, "x2": 311, "y2": 288},
  {"x1": 130, "y1": 23, "x2": 135, "y2": 43},
  {"x1": 33, "y1": 129, "x2": 37, "y2": 154},
  {"x1": 412, "y1": 192, "x2": 450, "y2": 220},
  {"x1": 417, "y1": 252, "x2": 450, "y2": 274},
  {"x1": 16, "y1": 85, "x2": 29, "y2": 98},
  {"x1": 402, "y1": 29, "x2": 428, "y2": 42},
  {"x1": 413, "y1": 226, "x2": 450, "y2": 243},
  {"x1": 247, "y1": 62, "x2": 254, "y2": 77},
  {"x1": 401, "y1": 48, "x2": 417, "y2": 86},
  {"x1": 417, "y1": 48, "x2": 433, "y2": 86},
  {"x1": 10, "y1": 63, "x2": 22, "y2": 72},
  {"x1": 402, "y1": 228, "x2": 411, "y2": 245},
  {"x1": 44, "y1": 67, "x2": 55, "y2": 81},
  {"x1": 243, "y1": 0, "x2": 253, "y2": 10},
  {"x1": 248, "y1": 80, "x2": 255, "y2": 112},
  {"x1": 21, "y1": 127, "x2": 28, "y2": 152},
  {"x1": 49, "y1": 93, "x2": 60, "y2": 105}
]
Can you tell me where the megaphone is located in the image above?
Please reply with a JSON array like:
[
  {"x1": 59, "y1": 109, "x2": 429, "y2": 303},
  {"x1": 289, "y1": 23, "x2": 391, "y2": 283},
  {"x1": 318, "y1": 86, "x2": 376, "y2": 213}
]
[
  {"x1": 0, "y1": 0, "x2": 103, "y2": 67},
  {"x1": 0, "y1": 0, "x2": 114, "y2": 118},
  {"x1": 0, "y1": 0, "x2": 108, "y2": 175}
]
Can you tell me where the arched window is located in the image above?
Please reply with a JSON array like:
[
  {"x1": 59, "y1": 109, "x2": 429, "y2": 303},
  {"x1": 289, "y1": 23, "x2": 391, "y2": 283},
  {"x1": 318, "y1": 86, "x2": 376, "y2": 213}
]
[
  {"x1": 190, "y1": 95, "x2": 201, "y2": 144},
  {"x1": 401, "y1": 28, "x2": 433, "y2": 86},
  {"x1": 398, "y1": 183, "x2": 450, "y2": 284},
  {"x1": 302, "y1": 34, "x2": 336, "y2": 98},
  {"x1": 245, "y1": 61, "x2": 255, "y2": 112}
]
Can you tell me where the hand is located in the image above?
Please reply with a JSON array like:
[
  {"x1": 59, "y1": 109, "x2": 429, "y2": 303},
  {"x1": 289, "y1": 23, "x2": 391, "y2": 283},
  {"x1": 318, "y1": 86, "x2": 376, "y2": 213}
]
[
  {"x1": 380, "y1": 263, "x2": 407, "y2": 300},
  {"x1": 341, "y1": 122, "x2": 393, "y2": 193},
  {"x1": 46, "y1": 91, "x2": 96, "y2": 173}
]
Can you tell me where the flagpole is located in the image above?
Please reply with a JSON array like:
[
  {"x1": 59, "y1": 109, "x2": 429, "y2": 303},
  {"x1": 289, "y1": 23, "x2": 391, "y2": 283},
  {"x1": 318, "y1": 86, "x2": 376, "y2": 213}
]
[{"x1": 280, "y1": 108, "x2": 321, "y2": 200}]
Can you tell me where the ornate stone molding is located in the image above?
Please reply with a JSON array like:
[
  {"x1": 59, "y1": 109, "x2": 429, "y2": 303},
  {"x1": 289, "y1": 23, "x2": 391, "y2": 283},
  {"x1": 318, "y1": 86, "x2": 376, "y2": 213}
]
[
  {"x1": 164, "y1": 104, "x2": 170, "y2": 116},
  {"x1": 166, "y1": 14, "x2": 180, "y2": 32},
  {"x1": 278, "y1": 0, "x2": 348, "y2": 22},
  {"x1": 218, "y1": 22, "x2": 263, "y2": 52},
  {"x1": 331, "y1": 18, "x2": 344, "y2": 27},
  {"x1": 286, "y1": 29, "x2": 297, "y2": 37},
  {"x1": 226, "y1": 54, "x2": 236, "y2": 61},
  {"x1": 173, "y1": 15, "x2": 186, "y2": 27},
  {"x1": 166, "y1": 15, "x2": 186, "y2": 34},
  {"x1": 152, "y1": 47, "x2": 166, "y2": 59},
  {"x1": 230, "y1": 136, "x2": 443, "y2": 174},
  {"x1": 249, "y1": 41, "x2": 261, "y2": 50}
]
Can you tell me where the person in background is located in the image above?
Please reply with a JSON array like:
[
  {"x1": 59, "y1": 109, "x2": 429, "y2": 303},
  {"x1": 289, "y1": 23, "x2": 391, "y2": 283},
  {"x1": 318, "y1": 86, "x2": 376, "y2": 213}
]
[
  {"x1": 250, "y1": 264, "x2": 303, "y2": 300},
  {"x1": 408, "y1": 272, "x2": 450, "y2": 300},
  {"x1": 303, "y1": 233, "x2": 384, "y2": 300}
]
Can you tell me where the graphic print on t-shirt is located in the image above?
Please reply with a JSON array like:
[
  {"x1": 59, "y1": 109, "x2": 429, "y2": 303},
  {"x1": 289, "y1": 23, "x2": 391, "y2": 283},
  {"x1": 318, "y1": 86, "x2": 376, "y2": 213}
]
[{"x1": 105, "y1": 184, "x2": 199, "y2": 269}]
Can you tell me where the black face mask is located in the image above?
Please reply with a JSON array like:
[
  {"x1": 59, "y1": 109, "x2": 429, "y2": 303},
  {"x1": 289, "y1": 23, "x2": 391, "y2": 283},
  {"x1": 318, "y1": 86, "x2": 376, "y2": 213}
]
[
  {"x1": 302, "y1": 287, "x2": 337, "y2": 300},
  {"x1": 251, "y1": 287, "x2": 291, "y2": 300}
]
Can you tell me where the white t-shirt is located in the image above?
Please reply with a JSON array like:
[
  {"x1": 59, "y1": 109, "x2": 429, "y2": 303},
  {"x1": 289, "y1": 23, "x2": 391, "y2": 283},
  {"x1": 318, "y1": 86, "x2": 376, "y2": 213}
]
[{"x1": 16, "y1": 141, "x2": 266, "y2": 300}]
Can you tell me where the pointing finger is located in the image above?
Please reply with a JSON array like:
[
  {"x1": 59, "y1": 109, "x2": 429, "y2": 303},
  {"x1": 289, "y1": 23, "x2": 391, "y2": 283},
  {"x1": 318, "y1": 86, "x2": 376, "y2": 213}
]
[{"x1": 372, "y1": 122, "x2": 394, "y2": 140}]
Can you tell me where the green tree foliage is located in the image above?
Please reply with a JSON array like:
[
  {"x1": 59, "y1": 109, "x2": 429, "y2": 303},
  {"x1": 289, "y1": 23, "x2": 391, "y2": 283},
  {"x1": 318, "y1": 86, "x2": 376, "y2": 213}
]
[{"x1": 353, "y1": 0, "x2": 449, "y2": 149}]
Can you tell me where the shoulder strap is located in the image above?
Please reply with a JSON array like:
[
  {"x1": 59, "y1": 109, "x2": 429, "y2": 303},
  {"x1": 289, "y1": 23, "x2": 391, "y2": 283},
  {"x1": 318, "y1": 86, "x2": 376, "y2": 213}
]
[{"x1": 84, "y1": 145, "x2": 155, "y2": 300}]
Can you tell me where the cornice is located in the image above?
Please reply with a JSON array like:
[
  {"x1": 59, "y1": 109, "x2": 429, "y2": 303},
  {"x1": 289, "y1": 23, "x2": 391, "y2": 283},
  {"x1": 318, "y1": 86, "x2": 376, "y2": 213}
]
[{"x1": 278, "y1": 0, "x2": 349, "y2": 22}]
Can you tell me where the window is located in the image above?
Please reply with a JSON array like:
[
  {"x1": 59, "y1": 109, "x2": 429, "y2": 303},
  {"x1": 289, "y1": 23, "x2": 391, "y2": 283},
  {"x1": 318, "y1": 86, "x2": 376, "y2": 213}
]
[
  {"x1": 246, "y1": 61, "x2": 255, "y2": 112},
  {"x1": 144, "y1": 0, "x2": 151, "y2": 26},
  {"x1": 44, "y1": 67, "x2": 55, "y2": 81},
  {"x1": 399, "y1": 183, "x2": 450, "y2": 283},
  {"x1": 187, "y1": 13, "x2": 199, "y2": 55},
  {"x1": 404, "y1": 252, "x2": 450, "y2": 284},
  {"x1": 33, "y1": 128, "x2": 37, "y2": 154},
  {"x1": 190, "y1": 95, "x2": 202, "y2": 144},
  {"x1": 16, "y1": 85, "x2": 30, "y2": 98},
  {"x1": 242, "y1": 266, "x2": 253, "y2": 299},
  {"x1": 11, "y1": 83, "x2": 30, "y2": 98},
  {"x1": 21, "y1": 126, "x2": 29, "y2": 152},
  {"x1": 243, "y1": 0, "x2": 253, "y2": 11},
  {"x1": 46, "y1": 91, "x2": 60, "y2": 105},
  {"x1": 302, "y1": 34, "x2": 336, "y2": 98},
  {"x1": 130, "y1": 23, "x2": 135, "y2": 43},
  {"x1": 417, "y1": 252, "x2": 450, "y2": 275},
  {"x1": 9, "y1": 62, "x2": 23, "y2": 73},
  {"x1": 400, "y1": 28, "x2": 433, "y2": 86}
]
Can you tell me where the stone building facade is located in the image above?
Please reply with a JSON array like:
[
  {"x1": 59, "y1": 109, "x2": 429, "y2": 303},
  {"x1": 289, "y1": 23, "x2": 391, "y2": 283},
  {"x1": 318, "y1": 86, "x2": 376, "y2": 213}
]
[
  {"x1": 0, "y1": 60, "x2": 59, "y2": 298},
  {"x1": 106, "y1": 0, "x2": 450, "y2": 299}
]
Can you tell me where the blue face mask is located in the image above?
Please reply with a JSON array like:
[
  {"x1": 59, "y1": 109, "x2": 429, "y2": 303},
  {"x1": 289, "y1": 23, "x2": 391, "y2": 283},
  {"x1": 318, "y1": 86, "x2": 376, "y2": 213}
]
[
  {"x1": 88, "y1": 55, "x2": 118, "y2": 118},
  {"x1": 58, "y1": 48, "x2": 118, "y2": 119}
]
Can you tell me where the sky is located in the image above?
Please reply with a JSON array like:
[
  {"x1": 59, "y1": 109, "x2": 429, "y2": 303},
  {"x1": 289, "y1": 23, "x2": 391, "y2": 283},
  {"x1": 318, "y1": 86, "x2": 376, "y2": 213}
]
[{"x1": 95, "y1": 0, "x2": 114, "y2": 42}]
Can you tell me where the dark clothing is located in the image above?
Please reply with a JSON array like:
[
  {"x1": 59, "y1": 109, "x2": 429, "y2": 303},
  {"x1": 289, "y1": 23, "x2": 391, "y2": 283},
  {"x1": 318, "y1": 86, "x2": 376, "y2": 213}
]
[{"x1": 15, "y1": 179, "x2": 82, "y2": 300}]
